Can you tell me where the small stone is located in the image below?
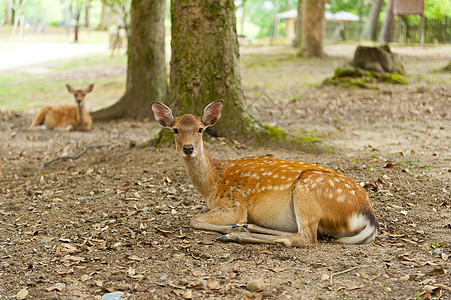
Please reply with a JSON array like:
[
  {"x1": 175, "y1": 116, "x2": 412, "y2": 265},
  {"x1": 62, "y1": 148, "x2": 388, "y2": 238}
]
[
  {"x1": 321, "y1": 274, "x2": 330, "y2": 281},
  {"x1": 247, "y1": 278, "x2": 265, "y2": 292},
  {"x1": 221, "y1": 253, "x2": 231, "y2": 260},
  {"x1": 55, "y1": 283, "x2": 65, "y2": 291},
  {"x1": 40, "y1": 237, "x2": 54, "y2": 243},
  {"x1": 182, "y1": 290, "x2": 192, "y2": 299},
  {"x1": 432, "y1": 249, "x2": 442, "y2": 255},
  {"x1": 101, "y1": 292, "x2": 125, "y2": 300}
]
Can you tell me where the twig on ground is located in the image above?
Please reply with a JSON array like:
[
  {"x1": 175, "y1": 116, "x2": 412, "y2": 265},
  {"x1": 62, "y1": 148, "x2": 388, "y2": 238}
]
[
  {"x1": 330, "y1": 265, "x2": 369, "y2": 286},
  {"x1": 40, "y1": 143, "x2": 113, "y2": 170},
  {"x1": 85, "y1": 189, "x2": 115, "y2": 200}
]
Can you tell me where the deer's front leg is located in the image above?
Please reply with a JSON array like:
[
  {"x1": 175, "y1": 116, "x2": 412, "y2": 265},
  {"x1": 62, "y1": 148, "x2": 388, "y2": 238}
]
[{"x1": 190, "y1": 207, "x2": 248, "y2": 234}]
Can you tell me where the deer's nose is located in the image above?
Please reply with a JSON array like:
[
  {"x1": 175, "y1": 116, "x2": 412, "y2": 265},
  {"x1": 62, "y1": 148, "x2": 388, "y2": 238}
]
[
  {"x1": 183, "y1": 145, "x2": 194, "y2": 155},
  {"x1": 76, "y1": 99, "x2": 82, "y2": 104}
]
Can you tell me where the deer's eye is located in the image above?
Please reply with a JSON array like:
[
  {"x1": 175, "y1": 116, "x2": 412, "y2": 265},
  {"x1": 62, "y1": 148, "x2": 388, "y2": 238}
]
[
  {"x1": 173, "y1": 128, "x2": 179, "y2": 134},
  {"x1": 198, "y1": 128, "x2": 204, "y2": 133}
]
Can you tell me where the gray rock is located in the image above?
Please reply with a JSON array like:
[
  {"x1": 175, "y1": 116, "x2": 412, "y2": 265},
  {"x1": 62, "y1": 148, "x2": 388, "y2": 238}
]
[
  {"x1": 101, "y1": 292, "x2": 125, "y2": 300},
  {"x1": 247, "y1": 278, "x2": 265, "y2": 292}
]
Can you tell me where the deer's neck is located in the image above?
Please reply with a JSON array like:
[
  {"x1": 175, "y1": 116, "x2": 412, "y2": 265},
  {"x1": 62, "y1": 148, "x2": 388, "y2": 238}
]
[
  {"x1": 76, "y1": 104, "x2": 87, "y2": 126},
  {"x1": 183, "y1": 151, "x2": 221, "y2": 205}
]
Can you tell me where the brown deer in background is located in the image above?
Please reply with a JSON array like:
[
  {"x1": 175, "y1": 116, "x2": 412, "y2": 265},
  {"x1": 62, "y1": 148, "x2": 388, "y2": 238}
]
[{"x1": 29, "y1": 84, "x2": 93, "y2": 131}]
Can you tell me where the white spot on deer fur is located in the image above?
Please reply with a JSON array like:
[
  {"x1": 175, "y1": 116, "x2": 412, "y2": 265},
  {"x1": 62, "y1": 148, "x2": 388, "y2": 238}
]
[
  {"x1": 345, "y1": 184, "x2": 351, "y2": 188},
  {"x1": 256, "y1": 183, "x2": 260, "y2": 188},
  {"x1": 328, "y1": 179, "x2": 335, "y2": 187},
  {"x1": 280, "y1": 165, "x2": 288, "y2": 167},
  {"x1": 273, "y1": 174, "x2": 279, "y2": 178},
  {"x1": 317, "y1": 189, "x2": 321, "y2": 195},
  {"x1": 281, "y1": 175, "x2": 286, "y2": 179},
  {"x1": 337, "y1": 189, "x2": 342, "y2": 194},
  {"x1": 267, "y1": 186, "x2": 273, "y2": 190},
  {"x1": 337, "y1": 195, "x2": 345, "y2": 202},
  {"x1": 329, "y1": 193, "x2": 333, "y2": 199},
  {"x1": 351, "y1": 190, "x2": 356, "y2": 195},
  {"x1": 311, "y1": 183, "x2": 317, "y2": 188},
  {"x1": 261, "y1": 186, "x2": 267, "y2": 191},
  {"x1": 316, "y1": 177, "x2": 322, "y2": 183},
  {"x1": 314, "y1": 171, "x2": 322, "y2": 174},
  {"x1": 334, "y1": 177, "x2": 340, "y2": 182}
]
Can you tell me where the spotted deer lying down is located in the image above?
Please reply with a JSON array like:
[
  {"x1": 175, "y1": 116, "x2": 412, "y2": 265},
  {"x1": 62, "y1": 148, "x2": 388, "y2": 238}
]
[
  {"x1": 29, "y1": 84, "x2": 93, "y2": 131},
  {"x1": 151, "y1": 100, "x2": 379, "y2": 246}
]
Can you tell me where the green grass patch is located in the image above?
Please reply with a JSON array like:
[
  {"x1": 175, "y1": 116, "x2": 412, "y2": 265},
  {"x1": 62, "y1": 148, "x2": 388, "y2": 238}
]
[{"x1": 0, "y1": 53, "x2": 126, "y2": 112}]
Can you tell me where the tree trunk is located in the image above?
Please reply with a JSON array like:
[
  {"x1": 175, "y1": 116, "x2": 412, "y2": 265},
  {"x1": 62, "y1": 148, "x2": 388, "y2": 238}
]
[
  {"x1": 362, "y1": 0, "x2": 383, "y2": 41},
  {"x1": 379, "y1": 0, "x2": 394, "y2": 42},
  {"x1": 239, "y1": 0, "x2": 245, "y2": 36},
  {"x1": 4, "y1": 0, "x2": 11, "y2": 25},
  {"x1": 92, "y1": 0, "x2": 167, "y2": 121},
  {"x1": 97, "y1": 1, "x2": 107, "y2": 30},
  {"x1": 11, "y1": 0, "x2": 15, "y2": 24},
  {"x1": 85, "y1": 0, "x2": 90, "y2": 28},
  {"x1": 65, "y1": 0, "x2": 71, "y2": 35},
  {"x1": 301, "y1": 0, "x2": 325, "y2": 57},
  {"x1": 293, "y1": 0, "x2": 302, "y2": 48},
  {"x1": 73, "y1": 0, "x2": 81, "y2": 42},
  {"x1": 169, "y1": 0, "x2": 265, "y2": 141}
]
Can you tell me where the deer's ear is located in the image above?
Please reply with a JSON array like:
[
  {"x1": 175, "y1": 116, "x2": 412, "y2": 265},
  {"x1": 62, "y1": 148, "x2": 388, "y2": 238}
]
[
  {"x1": 201, "y1": 100, "x2": 223, "y2": 127},
  {"x1": 85, "y1": 84, "x2": 94, "y2": 93},
  {"x1": 66, "y1": 84, "x2": 74, "y2": 93},
  {"x1": 151, "y1": 102, "x2": 175, "y2": 128}
]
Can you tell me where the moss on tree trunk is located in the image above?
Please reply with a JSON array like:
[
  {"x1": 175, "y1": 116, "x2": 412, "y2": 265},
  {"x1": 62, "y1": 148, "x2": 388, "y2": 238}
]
[
  {"x1": 324, "y1": 45, "x2": 407, "y2": 88},
  {"x1": 161, "y1": 0, "x2": 327, "y2": 151},
  {"x1": 168, "y1": 0, "x2": 261, "y2": 142},
  {"x1": 441, "y1": 61, "x2": 451, "y2": 72},
  {"x1": 92, "y1": 0, "x2": 167, "y2": 121}
]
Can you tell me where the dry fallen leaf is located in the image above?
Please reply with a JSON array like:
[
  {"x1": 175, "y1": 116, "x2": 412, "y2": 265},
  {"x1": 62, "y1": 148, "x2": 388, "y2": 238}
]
[
  {"x1": 367, "y1": 273, "x2": 381, "y2": 281},
  {"x1": 46, "y1": 286, "x2": 58, "y2": 292},
  {"x1": 427, "y1": 268, "x2": 446, "y2": 276},
  {"x1": 207, "y1": 280, "x2": 220, "y2": 290},
  {"x1": 80, "y1": 274, "x2": 89, "y2": 281},
  {"x1": 269, "y1": 267, "x2": 290, "y2": 273},
  {"x1": 71, "y1": 292, "x2": 90, "y2": 299},
  {"x1": 346, "y1": 285, "x2": 364, "y2": 290},
  {"x1": 128, "y1": 267, "x2": 136, "y2": 276},
  {"x1": 127, "y1": 255, "x2": 144, "y2": 261},
  {"x1": 321, "y1": 274, "x2": 330, "y2": 281},
  {"x1": 384, "y1": 162, "x2": 396, "y2": 170},
  {"x1": 16, "y1": 288, "x2": 28, "y2": 299},
  {"x1": 182, "y1": 289, "x2": 192, "y2": 299}
]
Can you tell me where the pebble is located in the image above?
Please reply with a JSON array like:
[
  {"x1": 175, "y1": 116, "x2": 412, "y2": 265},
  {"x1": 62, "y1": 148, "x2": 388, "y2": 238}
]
[
  {"x1": 40, "y1": 237, "x2": 54, "y2": 243},
  {"x1": 247, "y1": 278, "x2": 265, "y2": 292},
  {"x1": 101, "y1": 292, "x2": 124, "y2": 300},
  {"x1": 432, "y1": 249, "x2": 442, "y2": 255}
]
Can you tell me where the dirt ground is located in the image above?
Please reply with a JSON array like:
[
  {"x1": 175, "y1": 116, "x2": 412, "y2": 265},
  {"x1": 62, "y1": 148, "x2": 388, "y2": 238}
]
[{"x1": 0, "y1": 44, "x2": 450, "y2": 299}]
